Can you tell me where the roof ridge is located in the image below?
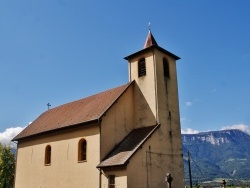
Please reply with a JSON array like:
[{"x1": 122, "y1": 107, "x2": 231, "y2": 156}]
[
  {"x1": 13, "y1": 81, "x2": 134, "y2": 141},
  {"x1": 49, "y1": 82, "x2": 133, "y2": 112}
]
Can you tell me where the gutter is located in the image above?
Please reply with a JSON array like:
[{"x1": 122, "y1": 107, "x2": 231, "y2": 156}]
[{"x1": 12, "y1": 119, "x2": 99, "y2": 142}]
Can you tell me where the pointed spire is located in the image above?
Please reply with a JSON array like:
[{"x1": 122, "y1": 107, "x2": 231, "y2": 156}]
[{"x1": 143, "y1": 30, "x2": 158, "y2": 49}]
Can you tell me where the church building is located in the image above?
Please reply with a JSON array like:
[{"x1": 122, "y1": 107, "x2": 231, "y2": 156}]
[{"x1": 13, "y1": 31, "x2": 185, "y2": 188}]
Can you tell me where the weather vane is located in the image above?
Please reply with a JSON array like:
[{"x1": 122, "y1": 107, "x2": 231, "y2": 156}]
[{"x1": 148, "y1": 22, "x2": 151, "y2": 31}]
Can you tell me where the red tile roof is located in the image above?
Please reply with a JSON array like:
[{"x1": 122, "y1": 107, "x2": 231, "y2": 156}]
[
  {"x1": 13, "y1": 82, "x2": 133, "y2": 141},
  {"x1": 143, "y1": 30, "x2": 158, "y2": 49},
  {"x1": 97, "y1": 125, "x2": 159, "y2": 168},
  {"x1": 124, "y1": 31, "x2": 180, "y2": 61}
]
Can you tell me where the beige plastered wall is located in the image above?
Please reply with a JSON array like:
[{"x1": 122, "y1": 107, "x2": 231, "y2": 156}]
[
  {"x1": 126, "y1": 132, "x2": 170, "y2": 188},
  {"x1": 15, "y1": 125, "x2": 100, "y2": 188},
  {"x1": 100, "y1": 85, "x2": 135, "y2": 159},
  {"x1": 101, "y1": 167, "x2": 127, "y2": 188},
  {"x1": 154, "y1": 50, "x2": 184, "y2": 188},
  {"x1": 128, "y1": 52, "x2": 158, "y2": 127},
  {"x1": 127, "y1": 129, "x2": 184, "y2": 188},
  {"x1": 127, "y1": 48, "x2": 185, "y2": 188}
]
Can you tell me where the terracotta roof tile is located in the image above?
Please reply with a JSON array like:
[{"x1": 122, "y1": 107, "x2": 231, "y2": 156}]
[
  {"x1": 13, "y1": 82, "x2": 133, "y2": 141},
  {"x1": 143, "y1": 30, "x2": 158, "y2": 49},
  {"x1": 124, "y1": 31, "x2": 180, "y2": 61},
  {"x1": 97, "y1": 125, "x2": 159, "y2": 168}
]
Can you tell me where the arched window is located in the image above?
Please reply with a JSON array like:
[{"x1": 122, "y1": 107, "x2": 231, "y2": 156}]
[
  {"x1": 78, "y1": 139, "x2": 87, "y2": 162},
  {"x1": 138, "y1": 58, "x2": 146, "y2": 77},
  {"x1": 45, "y1": 145, "x2": 51, "y2": 165},
  {"x1": 163, "y1": 58, "x2": 170, "y2": 78}
]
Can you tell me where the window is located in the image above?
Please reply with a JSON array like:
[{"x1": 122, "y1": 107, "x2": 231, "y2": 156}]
[
  {"x1": 78, "y1": 139, "x2": 87, "y2": 162},
  {"x1": 108, "y1": 175, "x2": 115, "y2": 188},
  {"x1": 45, "y1": 145, "x2": 51, "y2": 165},
  {"x1": 138, "y1": 58, "x2": 146, "y2": 77},
  {"x1": 163, "y1": 58, "x2": 170, "y2": 78}
]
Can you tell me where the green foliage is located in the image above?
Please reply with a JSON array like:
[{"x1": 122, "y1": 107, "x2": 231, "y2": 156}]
[
  {"x1": 195, "y1": 183, "x2": 200, "y2": 188},
  {"x1": 0, "y1": 143, "x2": 15, "y2": 188},
  {"x1": 0, "y1": 144, "x2": 2, "y2": 164}
]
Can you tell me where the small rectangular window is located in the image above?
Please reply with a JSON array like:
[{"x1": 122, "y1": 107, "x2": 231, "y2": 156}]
[
  {"x1": 138, "y1": 58, "x2": 146, "y2": 77},
  {"x1": 163, "y1": 58, "x2": 170, "y2": 78},
  {"x1": 108, "y1": 175, "x2": 115, "y2": 188},
  {"x1": 45, "y1": 145, "x2": 51, "y2": 165}
]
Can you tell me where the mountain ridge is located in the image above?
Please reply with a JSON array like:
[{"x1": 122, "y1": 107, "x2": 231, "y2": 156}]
[{"x1": 182, "y1": 129, "x2": 250, "y2": 182}]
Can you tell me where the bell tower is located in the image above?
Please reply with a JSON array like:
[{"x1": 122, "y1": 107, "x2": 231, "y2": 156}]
[{"x1": 125, "y1": 30, "x2": 185, "y2": 188}]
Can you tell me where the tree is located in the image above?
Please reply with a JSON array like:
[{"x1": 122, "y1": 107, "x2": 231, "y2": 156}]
[
  {"x1": 0, "y1": 144, "x2": 15, "y2": 188},
  {"x1": 0, "y1": 143, "x2": 2, "y2": 163}
]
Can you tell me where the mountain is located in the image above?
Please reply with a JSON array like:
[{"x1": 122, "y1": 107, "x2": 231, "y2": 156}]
[{"x1": 182, "y1": 129, "x2": 250, "y2": 182}]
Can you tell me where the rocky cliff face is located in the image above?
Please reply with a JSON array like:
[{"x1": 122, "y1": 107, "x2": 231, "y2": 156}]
[
  {"x1": 182, "y1": 129, "x2": 250, "y2": 181},
  {"x1": 183, "y1": 129, "x2": 249, "y2": 145}
]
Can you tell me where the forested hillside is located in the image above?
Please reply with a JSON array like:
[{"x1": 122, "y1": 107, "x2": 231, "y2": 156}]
[{"x1": 182, "y1": 129, "x2": 250, "y2": 182}]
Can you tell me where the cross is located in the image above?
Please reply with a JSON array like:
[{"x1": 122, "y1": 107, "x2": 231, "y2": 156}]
[
  {"x1": 165, "y1": 173, "x2": 173, "y2": 188},
  {"x1": 47, "y1": 103, "x2": 51, "y2": 110}
]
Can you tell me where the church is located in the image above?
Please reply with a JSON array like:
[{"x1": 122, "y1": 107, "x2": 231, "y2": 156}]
[{"x1": 13, "y1": 30, "x2": 185, "y2": 188}]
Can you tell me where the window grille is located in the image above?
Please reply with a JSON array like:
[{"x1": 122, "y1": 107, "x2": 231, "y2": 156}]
[
  {"x1": 163, "y1": 58, "x2": 170, "y2": 78},
  {"x1": 138, "y1": 58, "x2": 146, "y2": 77}
]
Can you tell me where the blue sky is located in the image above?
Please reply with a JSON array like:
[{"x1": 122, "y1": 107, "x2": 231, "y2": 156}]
[{"x1": 1, "y1": 0, "x2": 250, "y2": 141}]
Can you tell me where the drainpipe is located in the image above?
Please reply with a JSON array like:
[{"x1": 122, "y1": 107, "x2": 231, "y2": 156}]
[
  {"x1": 99, "y1": 169, "x2": 102, "y2": 188},
  {"x1": 98, "y1": 118, "x2": 102, "y2": 188},
  {"x1": 11, "y1": 141, "x2": 18, "y2": 188}
]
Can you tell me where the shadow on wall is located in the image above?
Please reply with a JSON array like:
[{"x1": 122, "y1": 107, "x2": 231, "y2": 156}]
[{"x1": 133, "y1": 82, "x2": 157, "y2": 127}]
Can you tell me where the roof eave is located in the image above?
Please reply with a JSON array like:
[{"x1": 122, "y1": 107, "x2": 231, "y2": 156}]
[
  {"x1": 97, "y1": 124, "x2": 160, "y2": 169},
  {"x1": 12, "y1": 119, "x2": 100, "y2": 142},
  {"x1": 124, "y1": 45, "x2": 180, "y2": 61},
  {"x1": 119, "y1": 124, "x2": 160, "y2": 166},
  {"x1": 97, "y1": 163, "x2": 127, "y2": 169}
]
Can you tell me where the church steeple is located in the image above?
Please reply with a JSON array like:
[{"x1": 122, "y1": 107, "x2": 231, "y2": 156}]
[
  {"x1": 143, "y1": 30, "x2": 158, "y2": 49},
  {"x1": 124, "y1": 31, "x2": 184, "y2": 187}
]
